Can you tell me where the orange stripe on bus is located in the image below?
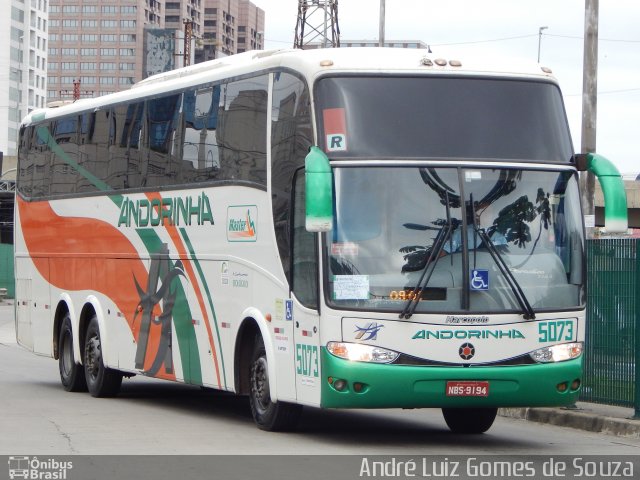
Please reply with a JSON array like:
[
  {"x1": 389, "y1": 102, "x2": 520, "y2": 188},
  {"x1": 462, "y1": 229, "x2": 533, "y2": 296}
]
[{"x1": 18, "y1": 198, "x2": 176, "y2": 382}]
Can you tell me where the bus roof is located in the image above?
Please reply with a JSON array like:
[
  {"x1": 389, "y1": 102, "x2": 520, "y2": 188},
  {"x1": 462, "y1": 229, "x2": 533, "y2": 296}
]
[{"x1": 23, "y1": 47, "x2": 558, "y2": 126}]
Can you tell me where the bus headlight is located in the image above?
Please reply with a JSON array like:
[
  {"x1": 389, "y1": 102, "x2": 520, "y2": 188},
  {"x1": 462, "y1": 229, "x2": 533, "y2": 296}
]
[
  {"x1": 529, "y1": 342, "x2": 583, "y2": 363},
  {"x1": 327, "y1": 342, "x2": 399, "y2": 363}
]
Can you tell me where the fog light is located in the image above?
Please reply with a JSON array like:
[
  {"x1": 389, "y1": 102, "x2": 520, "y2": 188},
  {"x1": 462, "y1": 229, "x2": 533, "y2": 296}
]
[
  {"x1": 571, "y1": 379, "x2": 581, "y2": 391},
  {"x1": 353, "y1": 382, "x2": 364, "y2": 393},
  {"x1": 333, "y1": 379, "x2": 347, "y2": 392},
  {"x1": 557, "y1": 382, "x2": 568, "y2": 392}
]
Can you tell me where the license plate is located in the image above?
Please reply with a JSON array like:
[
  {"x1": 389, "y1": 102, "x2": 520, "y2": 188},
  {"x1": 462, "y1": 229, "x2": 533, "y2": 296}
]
[{"x1": 446, "y1": 381, "x2": 489, "y2": 397}]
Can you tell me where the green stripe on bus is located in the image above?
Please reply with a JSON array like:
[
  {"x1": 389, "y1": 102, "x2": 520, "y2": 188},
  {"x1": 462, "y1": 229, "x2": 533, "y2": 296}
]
[
  {"x1": 136, "y1": 228, "x2": 203, "y2": 385},
  {"x1": 179, "y1": 227, "x2": 227, "y2": 388}
]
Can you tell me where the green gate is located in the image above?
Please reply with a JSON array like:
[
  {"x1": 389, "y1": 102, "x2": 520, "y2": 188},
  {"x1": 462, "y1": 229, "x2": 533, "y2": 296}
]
[
  {"x1": 582, "y1": 238, "x2": 639, "y2": 415},
  {"x1": 0, "y1": 243, "x2": 14, "y2": 299}
]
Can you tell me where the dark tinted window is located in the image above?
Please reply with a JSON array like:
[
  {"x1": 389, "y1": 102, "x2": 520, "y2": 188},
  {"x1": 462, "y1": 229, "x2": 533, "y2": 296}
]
[
  {"x1": 18, "y1": 74, "x2": 269, "y2": 199},
  {"x1": 315, "y1": 76, "x2": 573, "y2": 162},
  {"x1": 271, "y1": 72, "x2": 312, "y2": 282},
  {"x1": 181, "y1": 85, "x2": 223, "y2": 183},
  {"x1": 292, "y1": 170, "x2": 317, "y2": 308},
  {"x1": 218, "y1": 76, "x2": 268, "y2": 186}
]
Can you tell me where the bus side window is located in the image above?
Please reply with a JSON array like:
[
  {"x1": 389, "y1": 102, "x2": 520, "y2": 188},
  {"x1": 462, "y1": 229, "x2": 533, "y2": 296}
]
[
  {"x1": 18, "y1": 126, "x2": 35, "y2": 198},
  {"x1": 271, "y1": 72, "x2": 312, "y2": 283},
  {"x1": 146, "y1": 94, "x2": 181, "y2": 187},
  {"x1": 218, "y1": 75, "x2": 268, "y2": 186},
  {"x1": 292, "y1": 170, "x2": 318, "y2": 309},
  {"x1": 181, "y1": 85, "x2": 221, "y2": 183},
  {"x1": 50, "y1": 116, "x2": 78, "y2": 196},
  {"x1": 113, "y1": 102, "x2": 143, "y2": 189}
]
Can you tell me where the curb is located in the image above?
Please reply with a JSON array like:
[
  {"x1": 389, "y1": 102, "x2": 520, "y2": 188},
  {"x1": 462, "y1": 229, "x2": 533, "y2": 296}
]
[{"x1": 499, "y1": 407, "x2": 640, "y2": 439}]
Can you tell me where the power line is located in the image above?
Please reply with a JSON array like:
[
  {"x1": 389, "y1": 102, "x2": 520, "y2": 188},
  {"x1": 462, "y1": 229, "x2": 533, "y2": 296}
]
[
  {"x1": 430, "y1": 34, "x2": 538, "y2": 47},
  {"x1": 565, "y1": 87, "x2": 640, "y2": 97},
  {"x1": 546, "y1": 33, "x2": 640, "y2": 43}
]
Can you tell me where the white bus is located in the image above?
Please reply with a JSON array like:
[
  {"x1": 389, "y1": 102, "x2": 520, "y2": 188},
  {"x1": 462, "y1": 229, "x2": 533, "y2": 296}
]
[{"x1": 15, "y1": 48, "x2": 627, "y2": 433}]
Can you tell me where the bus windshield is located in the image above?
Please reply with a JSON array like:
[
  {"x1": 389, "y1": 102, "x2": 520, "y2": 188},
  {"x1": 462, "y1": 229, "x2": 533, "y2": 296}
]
[
  {"x1": 315, "y1": 76, "x2": 573, "y2": 162},
  {"x1": 324, "y1": 167, "x2": 585, "y2": 314}
]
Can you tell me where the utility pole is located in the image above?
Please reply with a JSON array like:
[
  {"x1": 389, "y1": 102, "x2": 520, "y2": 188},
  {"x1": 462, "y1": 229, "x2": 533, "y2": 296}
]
[
  {"x1": 537, "y1": 26, "x2": 548, "y2": 62},
  {"x1": 183, "y1": 19, "x2": 194, "y2": 67},
  {"x1": 294, "y1": 0, "x2": 340, "y2": 49},
  {"x1": 379, "y1": 0, "x2": 385, "y2": 47},
  {"x1": 580, "y1": 0, "x2": 598, "y2": 236}
]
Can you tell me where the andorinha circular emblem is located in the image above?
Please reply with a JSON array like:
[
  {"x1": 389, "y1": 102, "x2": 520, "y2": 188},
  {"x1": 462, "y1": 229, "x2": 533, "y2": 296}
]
[{"x1": 459, "y1": 342, "x2": 475, "y2": 360}]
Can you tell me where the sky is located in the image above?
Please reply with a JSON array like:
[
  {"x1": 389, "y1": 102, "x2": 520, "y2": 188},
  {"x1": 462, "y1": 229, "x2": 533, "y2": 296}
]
[{"x1": 251, "y1": 0, "x2": 640, "y2": 175}]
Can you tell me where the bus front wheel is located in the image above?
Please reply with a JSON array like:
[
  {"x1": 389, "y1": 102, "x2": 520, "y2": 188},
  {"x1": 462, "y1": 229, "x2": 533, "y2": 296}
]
[
  {"x1": 249, "y1": 336, "x2": 301, "y2": 431},
  {"x1": 58, "y1": 313, "x2": 87, "y2": 392},
  {"x1": 84, "y1": 316, "x2": 122, "y2": 397},
  {"x1": 442, "y1": 407, "x2": 497, "y2": 434}
]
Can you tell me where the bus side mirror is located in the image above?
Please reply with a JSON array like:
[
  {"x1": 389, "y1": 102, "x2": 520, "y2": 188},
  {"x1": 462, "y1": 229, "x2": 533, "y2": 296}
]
[
  {"x1": 305, "y1": 146, "x2": 334, "y2": 232},
  {"x1": 575, "y1": 152, "x2": 628, "y2": 233}
]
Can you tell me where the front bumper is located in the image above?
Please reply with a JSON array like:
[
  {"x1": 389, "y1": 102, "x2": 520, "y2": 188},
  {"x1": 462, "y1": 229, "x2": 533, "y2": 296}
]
[{"x1": 320, "y1": 347, "x2": 582, "y2": 408}]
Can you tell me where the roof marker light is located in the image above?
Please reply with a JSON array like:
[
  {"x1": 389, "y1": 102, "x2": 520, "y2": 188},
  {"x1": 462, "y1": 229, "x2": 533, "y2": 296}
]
[
  {"x1": 449, "y1": 60, "x2": 462, "y2": 67},
  {"x1": 320, "y1": 59, "x2": 334, "y2": 67},
  {"x1": 420, "y1": 57, "x2": 433, "y2": 66},
  {"x1": 434, "y1": 58, "x2": 447, "y2": 66},
  {"x1": 541, "y1": 66, "x2": 553, "y2": 74}
]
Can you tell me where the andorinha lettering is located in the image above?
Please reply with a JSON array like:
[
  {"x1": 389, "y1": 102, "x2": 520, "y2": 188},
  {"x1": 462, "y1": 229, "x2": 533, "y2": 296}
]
[
  {"x1": 412, "y1": 329, "x2": 525, "y2": 340},
  {"x1": 118, "y1": 192, "x2": 214, "y2": 227}
]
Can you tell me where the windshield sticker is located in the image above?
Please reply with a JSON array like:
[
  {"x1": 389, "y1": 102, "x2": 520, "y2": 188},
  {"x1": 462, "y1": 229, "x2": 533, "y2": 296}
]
[
  {"x1": 333, "y1": 275, "x2": 370, "y2": 300},
  {"x1": 465, "y1": 171, "x2": 482, "y2": 182},
  {"x1": 331, "y1": 242, "x2": 359, "y2": 256},
  {"x1": 323, "y1": 108, "x2": 347, "y2": 152}
]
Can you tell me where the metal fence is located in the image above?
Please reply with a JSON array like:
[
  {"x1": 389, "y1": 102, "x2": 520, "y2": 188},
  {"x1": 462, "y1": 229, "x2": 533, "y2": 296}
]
[
  {"x1": 0, "y1": 243, "x2": 14, "y2": 299},
  {"x1": 582, "y1": 238, "x2": 640, "y2": 414}
]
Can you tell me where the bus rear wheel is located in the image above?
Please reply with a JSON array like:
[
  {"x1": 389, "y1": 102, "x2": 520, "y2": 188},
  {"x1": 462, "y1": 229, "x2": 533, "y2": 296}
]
[
  {"x1": 249, "y1": 336, "x2": 301, "y2": 431},
  {"x1": 84, "y1": 316, "x2": 122, "y2": 397},
  {"x1": 58, "y1": 313, "x2": 87, "y2": 392},
  {"x1": 442, "y1": 407, "x2": 498, "y2": 434}
]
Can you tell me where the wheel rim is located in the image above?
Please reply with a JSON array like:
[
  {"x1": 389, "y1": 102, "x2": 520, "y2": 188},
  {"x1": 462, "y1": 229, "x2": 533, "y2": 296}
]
[
  {"x1": 61, "y1": 331, "x2": 72, "y2": 377},
  {"x1": 251, "y1": 356, "x2": 270, "y2": 414},
  {"x1": 85, "y1": 333, "x2": 102, "y2": 381}
]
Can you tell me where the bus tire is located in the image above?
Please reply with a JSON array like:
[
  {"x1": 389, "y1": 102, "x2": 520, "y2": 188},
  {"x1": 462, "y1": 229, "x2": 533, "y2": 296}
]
[
  {"x1": 442, "y1": 407, "x2": 497, "y2": 434},
  {"x1": 84, "y1": 316, "x2": 122, "y2": 398},
  {"x1": 249, "y1": 335, "x2": 301, "y2": 431},
  {"x1": 58, "y1": 313, "x2": 87, "y2": 392}
]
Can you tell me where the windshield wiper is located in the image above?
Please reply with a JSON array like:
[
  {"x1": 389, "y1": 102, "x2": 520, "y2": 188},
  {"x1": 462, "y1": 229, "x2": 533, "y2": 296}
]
[
  {"x1": 400, "y1": 193, "x2": 454, "y2": 319},
  {"x1": 472, "y1": 214, "x2": 536, "y2": 320}
]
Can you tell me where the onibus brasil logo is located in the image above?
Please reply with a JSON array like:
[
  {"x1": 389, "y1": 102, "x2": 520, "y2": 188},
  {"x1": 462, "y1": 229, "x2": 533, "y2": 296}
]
[{"x1": 8, "y1": 456, "x2": 73, "y2": 479}]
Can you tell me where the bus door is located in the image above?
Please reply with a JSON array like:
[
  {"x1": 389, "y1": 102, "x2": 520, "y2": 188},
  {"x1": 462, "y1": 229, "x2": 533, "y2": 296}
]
[{"x1": 290, "y1": 172, "x2": 322, "y2": 406}]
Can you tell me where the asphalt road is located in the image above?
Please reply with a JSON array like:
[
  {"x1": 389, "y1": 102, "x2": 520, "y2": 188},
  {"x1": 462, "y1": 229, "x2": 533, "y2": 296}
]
[{"x1": 1, "y1": 302, "x2": 640, "y2": 456}]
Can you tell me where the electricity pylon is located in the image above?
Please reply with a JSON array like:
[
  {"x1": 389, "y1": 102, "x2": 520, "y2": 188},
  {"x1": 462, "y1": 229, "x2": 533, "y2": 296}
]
[{"x1": 294, "y1": 0, "x2": 340, "y2": 49}]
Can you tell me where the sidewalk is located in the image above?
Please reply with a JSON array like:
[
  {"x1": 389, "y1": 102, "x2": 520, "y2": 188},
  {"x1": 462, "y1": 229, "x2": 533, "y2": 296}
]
[
  {"x1": 1, "y1": 298, "x2": 639, "y2": 437},
  {"x1": 499, "y1": 402, "x2": 640, "y2": 439},
  {"x1": 0, "y1": 300, "x2": 15, "y2": 345}
]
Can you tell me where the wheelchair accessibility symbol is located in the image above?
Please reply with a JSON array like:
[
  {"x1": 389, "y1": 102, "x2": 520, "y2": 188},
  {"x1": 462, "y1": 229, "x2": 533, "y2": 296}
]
[{"x1": 470, "y1": 269, "x2": 489, "y2": 291}]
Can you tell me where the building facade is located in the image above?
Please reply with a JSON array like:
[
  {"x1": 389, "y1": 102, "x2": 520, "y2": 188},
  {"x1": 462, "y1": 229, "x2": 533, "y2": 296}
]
[
  {"x1": 47, "y1": 0, "x2": 264, "y2": 102},
  {"x1": 199, "y1": 0, "x2": 264, "y2": 61},
  {"x1": 1, "y1": 0, "x2": 49, "y2": 157},
  {"x1": 47, "y1": 0, "x2": 165, "y2": 102}
]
